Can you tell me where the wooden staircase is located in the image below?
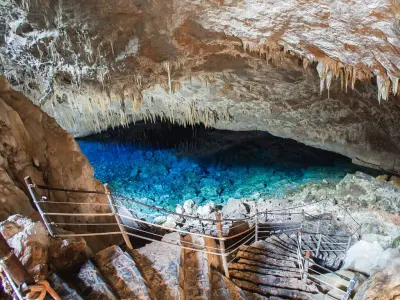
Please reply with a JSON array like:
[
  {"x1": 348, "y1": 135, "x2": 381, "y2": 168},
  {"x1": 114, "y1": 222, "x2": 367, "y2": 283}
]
[
  {"x1": 229, "y1": 232, "x2": 350, "y2": 299},
  {"x1": 46, "y1": 223, "x2": 351, "y2": 300}
]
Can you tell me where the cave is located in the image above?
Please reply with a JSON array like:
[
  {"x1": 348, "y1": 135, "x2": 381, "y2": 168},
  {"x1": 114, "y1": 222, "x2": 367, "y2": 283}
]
[
  {"x1": 79, "y1": 121, "x2": 378, "y2": 214},
  {"x1": 1, "y1": 0, "x2": 400, "y2": 298}
]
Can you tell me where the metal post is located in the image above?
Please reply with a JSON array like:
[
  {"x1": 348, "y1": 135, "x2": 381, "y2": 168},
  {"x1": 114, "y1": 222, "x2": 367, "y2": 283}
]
[
  {"x1": 0, "y1": 232, "x2": 33, "y2": 298},
  {"x1": 316, "y1": 220, "x2": 320, "y2": 234},
  {"x1": 255, "y1": 205, "x2": 258, "y2": 242},
  {"x1": 303, "y1": 252, "x2": 310, "y2": 283},
  {"x1": 104, "y1": 184, "x2": 133, "y2": 250},
  {"x1": 344, "y1": 236, "x2": 352, "y2": 259},
  {"x1": 298, "y1": 228, "x2": 302, "y2": 254},
  {"x1": 0, "y1": 265, "x2": 24, "y2": 300},
  {"x1": 24, "y1": 176, "x2": 55, "y2": 237},
  {"x1": 216, "y1": 213, "x2": 229, "y2": 279},
  {"x1": 316, "y1": 233, "x2": 322, "y2": 258},
  {"x1": 342, "y1": 273, "x2": 360, "y2": 300}
]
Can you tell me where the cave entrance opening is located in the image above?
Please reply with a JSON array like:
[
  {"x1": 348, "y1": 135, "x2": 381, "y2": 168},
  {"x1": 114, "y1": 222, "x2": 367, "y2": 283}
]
[{"x1": 77, "y1": 120, "x2": 377, "y2": 212}]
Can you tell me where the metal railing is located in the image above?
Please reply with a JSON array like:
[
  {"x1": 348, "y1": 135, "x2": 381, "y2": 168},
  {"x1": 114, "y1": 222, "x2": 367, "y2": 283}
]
[
  {"x1": 24, "y1": 176, "x2": 360, "y2": 285},
  {"x1": 299, "y1": 255, "x2": 360, "y2": 300}
]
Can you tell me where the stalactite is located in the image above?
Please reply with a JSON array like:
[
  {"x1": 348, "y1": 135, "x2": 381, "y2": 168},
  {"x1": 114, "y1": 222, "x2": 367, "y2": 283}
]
[
  {"x1": 240, "y1": 38, "x2": 397, "y2": 102},
  {"x1": 376, "y1": 75, "x2": 390, "y2": 104},
  {"x1": 389, "y1": 74, "x2": 399, "y2": 96},
  {"x1": 163, "y1": 62, "x2": 172, "y2": 95}
]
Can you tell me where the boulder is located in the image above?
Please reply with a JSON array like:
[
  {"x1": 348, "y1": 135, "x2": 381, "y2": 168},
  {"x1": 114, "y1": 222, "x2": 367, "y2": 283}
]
[
  {"x1": 343, "y1": 240, "x2": 400, "y2": 276},
  {"x1": 183, "y1": 200, "x2": 197, "y2": 215},
  {"x1": 48, "y1": 229, "x2": 88, "y2": 272},
  {"x1": 0, "y1": 215, "x2": 88, "y2": 280},
  {"x1": 354, "y1": 258, "x2": 400, "y2": 300},
  {"x1": 153, "y1": 216, "x2": 167, "y2": 225},
  {"x1": 221, "y1": 198, "x2": 250, "y2": 219},
  {"x1": 196, "y1": 202, "x2": 216, "y2": 219}
]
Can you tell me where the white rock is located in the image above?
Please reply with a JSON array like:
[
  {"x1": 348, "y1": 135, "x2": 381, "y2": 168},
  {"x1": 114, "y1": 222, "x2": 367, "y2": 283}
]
[
  {"x1": 176, "y1": 205, "x2": 184, "y2": 214},
  {"x1": 343, "y1": 240, "x2": 400, "y2": 276},
  {"x1": 362, "y1": 233, "x2": 393, "y2": 249},
  {"x1": 153, "y1": 216, "x2": 167, "y2": 225},
  {"x1": 196, "y1": 202, "x2": 215, "y2": 218},
  {"x1": 221, "y1": 198, "x2": 248, "y2": 219},
  {"x1": 162, "y1": 215, "x2": 178, "y2": 228},
  {"x1": 183, "y1": 200, "x2": 197, "y2": 215}
]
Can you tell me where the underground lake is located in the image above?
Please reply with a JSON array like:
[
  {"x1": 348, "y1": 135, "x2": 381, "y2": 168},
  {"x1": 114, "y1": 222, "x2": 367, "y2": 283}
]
[{"x1": 77, "y1": 121, "x2": 377, "y2": 213}]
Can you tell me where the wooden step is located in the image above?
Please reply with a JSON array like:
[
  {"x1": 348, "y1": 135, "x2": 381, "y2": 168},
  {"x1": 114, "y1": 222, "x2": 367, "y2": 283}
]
[
  {"x1": 269, "y1": 236, "x2": 299, "y2": 253},
  {"x1": 209, "y1": 269, "x2": 249, "y2": 300},
  {"x1": 179, "y1": 235, "x2": 210, "y2": 300},
  {"x1": 236, "y1": 258, "x2": 300, "y2": 273},
  {"x1": 74, "y1": 260, "x2": 117, "y2": 300},
  {"x1": 250, "y1": 241, "x2": 298, "y2": 259},
  {"x1": 232, "y1": 278, "x2": 318, "y2": 300},
  {"x1": 236, "y1": 250, "x2": 297, "y2": 269},
  {"x1": 240, "y1": 245, "x2": 297, "y2": 262},
  {"x1": 94, "y1": 245, "x2": 150, "y2": 299},
  {"x1": 48, "y1": 273, "x2": 83, "y2": 300},
  {"x1": 230, "y1": 270, "x2": 319, "y2": 293},
  {"x1": 244, "y1": 290, "x2": 286, "y2": 300},
  {"x1": 229, "y1": 262, "x2": 301, "y2": 279},
  {"x1": 132, "y1": 232, "x2": 181, "y2": 300}
]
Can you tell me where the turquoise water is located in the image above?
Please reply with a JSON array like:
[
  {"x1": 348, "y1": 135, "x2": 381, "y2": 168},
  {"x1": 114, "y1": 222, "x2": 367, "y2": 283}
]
[{"x1": 78, "y1": 124, "x2": 374, "y2": 210}]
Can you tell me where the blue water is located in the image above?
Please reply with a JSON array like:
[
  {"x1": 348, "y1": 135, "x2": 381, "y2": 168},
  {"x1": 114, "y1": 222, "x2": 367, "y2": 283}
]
[{"x1": 78, "y1": 124, "x2": 375, "y2": 211}]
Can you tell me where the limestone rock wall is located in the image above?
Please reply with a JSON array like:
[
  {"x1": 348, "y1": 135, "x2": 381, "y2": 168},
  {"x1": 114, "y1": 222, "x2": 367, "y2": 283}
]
[
  {"x1": 1, "y1": 0, "x2": 400, "y2": 172},
  {"x1": 0, "y1": 76, "x2": 111, "y2": 230}
]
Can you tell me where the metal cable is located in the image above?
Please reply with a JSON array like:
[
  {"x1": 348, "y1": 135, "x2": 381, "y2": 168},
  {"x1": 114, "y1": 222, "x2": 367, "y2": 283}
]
[
  {"x1": 226, "y1": 230, "x2": 255, "y2": 251},
  {"x1": 125, "y1": 231, "x2": 223, "y2": 256},
  {"x1": 38, "y1": 201, "x2": 111, "y2": 206},
  {"x1": 117, "y1": 213, "x2": 222, "y2": 240},
  {"x1": 305, "y1": 258, "x2": 350, "y2": 281},
  {"x1": 34, "y1": 185, "x2": 105, "y2": 194},
  {"x1": 122, "y1": 223, "x2": 222, "y2": 251},
  {"x1": 115, "y1": 194, "x2": 222, "y2": 223},
  {"x1": 226, "y1": 234, "x2": 255, "y2": 256},
  {"x1": 52, "y1": 222, "x2": 118, "y2": 227}
]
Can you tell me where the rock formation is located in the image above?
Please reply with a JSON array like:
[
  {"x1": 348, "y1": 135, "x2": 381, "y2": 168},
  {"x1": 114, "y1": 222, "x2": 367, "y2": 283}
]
[
  {"x1": 0, "y1": 76, "x2": 119, "y2": 250},
  {"x1": 354, "y1": 258, "x2": 400, "y2": 300},
  {"x1": 0, "y1": 215, "x2": 88, "y2": 281},
  {"x1": 1, "y1": 0, "x2": 400, "y2": 173}
]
